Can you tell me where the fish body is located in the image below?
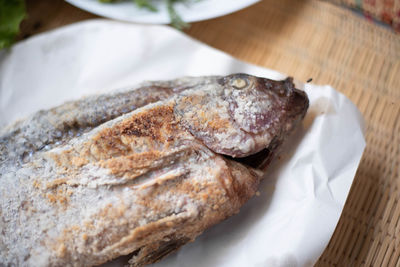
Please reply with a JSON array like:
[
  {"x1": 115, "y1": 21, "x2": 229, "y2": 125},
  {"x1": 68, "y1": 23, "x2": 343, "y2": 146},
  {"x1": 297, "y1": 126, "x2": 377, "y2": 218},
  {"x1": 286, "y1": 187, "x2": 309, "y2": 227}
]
[{"x1": 0, "y1": 74, "x2": 308, "y2": 266}]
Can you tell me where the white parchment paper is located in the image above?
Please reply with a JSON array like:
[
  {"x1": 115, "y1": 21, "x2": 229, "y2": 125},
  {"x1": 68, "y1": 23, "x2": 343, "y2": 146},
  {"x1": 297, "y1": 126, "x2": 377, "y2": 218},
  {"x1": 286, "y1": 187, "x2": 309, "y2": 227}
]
[{"x1": 0, "y1": 20, "x2": 365, "y2": 267}]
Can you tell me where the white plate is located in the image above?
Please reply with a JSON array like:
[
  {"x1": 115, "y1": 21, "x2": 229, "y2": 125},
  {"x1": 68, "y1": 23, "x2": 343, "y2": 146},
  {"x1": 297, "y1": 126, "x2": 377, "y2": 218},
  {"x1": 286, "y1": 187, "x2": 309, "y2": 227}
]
[{"x1": 65, "y1": 0, "x2": 261, "y2": 24}]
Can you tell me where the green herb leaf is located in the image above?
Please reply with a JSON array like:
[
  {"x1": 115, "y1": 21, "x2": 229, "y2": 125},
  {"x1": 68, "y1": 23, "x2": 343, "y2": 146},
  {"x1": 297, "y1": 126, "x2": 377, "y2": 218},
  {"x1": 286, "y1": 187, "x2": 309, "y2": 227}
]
[
  {"x1": 134, "y1": 0, "x2": 157, "y2": 12},
  {"x1": 98, "y1": 0, "x2": 191, "y2": 30},
  {"x1": 166, "y1": 0, "x2": 189, "y2": 30},
  {"x1": 0, "y1": 0, "x2": 26, "y2": 49}
]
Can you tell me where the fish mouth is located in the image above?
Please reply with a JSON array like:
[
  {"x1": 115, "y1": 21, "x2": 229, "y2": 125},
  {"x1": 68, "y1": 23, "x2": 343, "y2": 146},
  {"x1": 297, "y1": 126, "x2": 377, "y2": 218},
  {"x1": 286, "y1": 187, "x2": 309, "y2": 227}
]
[
  {"x1": 259, "y1": 76, "x2": 309, "y2": 119},
  {"x1": 288, "y1": 88, "x2": 309, "y2": 120}
]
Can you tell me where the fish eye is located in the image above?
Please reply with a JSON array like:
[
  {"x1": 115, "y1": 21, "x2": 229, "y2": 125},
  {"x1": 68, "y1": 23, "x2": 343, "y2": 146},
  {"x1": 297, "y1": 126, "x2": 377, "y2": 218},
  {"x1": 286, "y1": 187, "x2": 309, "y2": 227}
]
[{"x1": 230, "y1": 78, "x2": 248, "y2": 89}]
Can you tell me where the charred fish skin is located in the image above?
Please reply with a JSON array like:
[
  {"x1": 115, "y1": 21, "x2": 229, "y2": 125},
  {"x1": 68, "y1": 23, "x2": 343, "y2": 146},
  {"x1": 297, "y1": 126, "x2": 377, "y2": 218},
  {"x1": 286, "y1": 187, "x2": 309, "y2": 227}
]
[
  {"x1": 0, "y1": 74, "x2": 308, "y2": 267},
  {"x1": 0, "y1": 76, "x2": 220, "y2": 168}
]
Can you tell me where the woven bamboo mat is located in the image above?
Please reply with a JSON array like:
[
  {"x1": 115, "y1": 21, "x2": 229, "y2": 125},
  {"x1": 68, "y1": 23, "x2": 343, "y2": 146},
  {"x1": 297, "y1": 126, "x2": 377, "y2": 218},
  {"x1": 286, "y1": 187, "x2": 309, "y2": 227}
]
[{"x1": 19, "y1": 0, "x2": 400, "y2": 265}]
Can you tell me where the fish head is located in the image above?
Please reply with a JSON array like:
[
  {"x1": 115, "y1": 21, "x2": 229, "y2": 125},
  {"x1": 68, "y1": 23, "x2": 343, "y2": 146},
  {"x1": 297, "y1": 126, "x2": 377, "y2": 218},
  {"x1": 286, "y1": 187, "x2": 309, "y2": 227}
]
[
  {"x1": 176, "y1": 73, "x2": 309, "y2": 168},
  {"x1": 220, "y1": 73, "x2": 308, "y2": 135}
]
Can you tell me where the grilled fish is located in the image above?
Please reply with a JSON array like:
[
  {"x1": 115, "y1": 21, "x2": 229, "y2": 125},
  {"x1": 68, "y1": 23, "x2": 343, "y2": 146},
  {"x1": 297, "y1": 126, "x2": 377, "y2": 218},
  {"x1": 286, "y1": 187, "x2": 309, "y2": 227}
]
[{"x1": 0, "y1": 74, "x2": 309, "y2": 266}]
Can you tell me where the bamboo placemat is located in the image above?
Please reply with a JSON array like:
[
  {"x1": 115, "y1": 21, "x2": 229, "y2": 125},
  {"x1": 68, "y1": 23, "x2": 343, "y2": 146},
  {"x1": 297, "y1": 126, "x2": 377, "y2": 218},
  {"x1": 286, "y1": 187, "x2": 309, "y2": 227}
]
[{"x1": 19, "y1": 0, "x2": 400, "y2": 265}]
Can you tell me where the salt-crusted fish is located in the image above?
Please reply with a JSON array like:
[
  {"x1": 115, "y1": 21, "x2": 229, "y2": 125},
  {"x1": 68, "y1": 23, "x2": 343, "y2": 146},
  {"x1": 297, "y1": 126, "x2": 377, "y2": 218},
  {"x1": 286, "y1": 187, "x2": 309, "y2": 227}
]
[{"x1": 0, "y1": 74, "x2": 308, "y2": 266}]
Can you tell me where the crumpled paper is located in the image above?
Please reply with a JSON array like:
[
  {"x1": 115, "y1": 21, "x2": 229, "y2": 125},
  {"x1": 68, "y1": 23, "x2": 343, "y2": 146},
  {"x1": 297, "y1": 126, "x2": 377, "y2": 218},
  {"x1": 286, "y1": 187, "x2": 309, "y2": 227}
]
[{"x1": 0, "y1": 20, "x2": 365, "y2": 267}]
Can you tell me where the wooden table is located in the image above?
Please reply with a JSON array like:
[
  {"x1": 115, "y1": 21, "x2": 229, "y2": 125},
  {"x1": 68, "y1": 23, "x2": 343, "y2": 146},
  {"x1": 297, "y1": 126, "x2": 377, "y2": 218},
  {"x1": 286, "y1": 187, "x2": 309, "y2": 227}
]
[{"x1": 18, "y1": 0, "x2": 400, "y2": 265}]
